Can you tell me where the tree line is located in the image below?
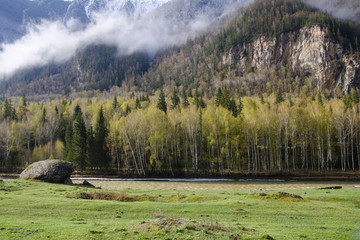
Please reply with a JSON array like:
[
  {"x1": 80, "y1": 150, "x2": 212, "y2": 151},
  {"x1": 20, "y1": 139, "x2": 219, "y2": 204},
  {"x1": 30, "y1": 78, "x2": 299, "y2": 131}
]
[{"x1": 1, "y1": 89, "x2": 360, "y2": 176}]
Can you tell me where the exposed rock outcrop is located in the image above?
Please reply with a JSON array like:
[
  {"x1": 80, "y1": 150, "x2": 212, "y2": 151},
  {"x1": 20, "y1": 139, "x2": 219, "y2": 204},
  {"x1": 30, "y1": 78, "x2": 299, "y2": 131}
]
[
  {"x1": 223, "y1": 25, "x2": 360, "y2": 92},
  {"x1": 20, "y1": 160, "x2": 75, "y2": 184}
]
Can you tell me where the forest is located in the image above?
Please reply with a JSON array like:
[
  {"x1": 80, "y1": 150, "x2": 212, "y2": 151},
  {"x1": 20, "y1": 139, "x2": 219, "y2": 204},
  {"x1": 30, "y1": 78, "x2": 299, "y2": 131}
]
[{"x1": 1, "y1": 88, "x2": 360, "y2": 176}]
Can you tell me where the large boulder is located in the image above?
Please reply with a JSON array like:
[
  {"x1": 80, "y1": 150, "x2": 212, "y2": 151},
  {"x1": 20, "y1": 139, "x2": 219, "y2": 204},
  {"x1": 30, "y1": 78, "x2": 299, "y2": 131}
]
[{"x1": 20, "y1": 160, "x2": 75, "y2": 184}]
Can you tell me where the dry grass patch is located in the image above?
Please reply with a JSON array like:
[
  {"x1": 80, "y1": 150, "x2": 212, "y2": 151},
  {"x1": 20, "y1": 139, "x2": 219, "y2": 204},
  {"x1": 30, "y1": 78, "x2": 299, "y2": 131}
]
[
  {"x1": 67, "y1": 190, "x2": 218, "y2": 203},
  {"x1": 66, "y1": 190, "x2": 155, "y2": 202},
  {"x1": 143, "y1": 217, "x2": 189, "y2": 231},
  {"x1": 250, "y1": 192, "x2": 305, "y2": 202},
  {"x1": 160, "y1": 193, "x2": 219, "y2": 202}
]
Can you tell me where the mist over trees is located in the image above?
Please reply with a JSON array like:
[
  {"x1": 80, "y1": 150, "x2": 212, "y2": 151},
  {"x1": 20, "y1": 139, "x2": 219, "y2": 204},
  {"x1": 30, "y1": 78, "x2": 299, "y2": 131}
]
[{"x1": 1, "y1": 90, "x2": 360, "y2": 176}]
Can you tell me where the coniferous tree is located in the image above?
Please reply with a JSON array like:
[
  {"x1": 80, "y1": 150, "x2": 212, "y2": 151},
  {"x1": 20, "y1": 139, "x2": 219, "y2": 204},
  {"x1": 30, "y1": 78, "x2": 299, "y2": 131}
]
[
  {"x1": 238, "y1": 97, "x2": 243, "y2": 114},
  {"x1": 64, "y1": 124, "x2": 73, "y2": 161},
  {"x1": 260, "y1": 95, "x2": 265, "y2": 104},
  {"x1": 195, "y1": 88, "x2": 207, "y2": 109},
  {"x1": 93, "y1": 106, "x2": 111, "y2": 168},
  {"x1": 221, "y1": 87, "x2": 231, "y2": 108},
  {"x1": 170, "y1": 88, "x2": 180, "y2": 110},
  {"x1": 125, "y1": 105, "x2": 131, "y2": 115},
  {"x1": 182, "y1": 89, "x2": 190, "y2": 108},
  {"x1": 317, "y1": 91, "x2": 324, "y2": 106},
  {"x1": 2, "y1": 98, "x2": 11, "y2": 119},
  {"x1": 157, "y1": 89, "x2": 167, "y2": 114},
  {"x1": 87, "y1": 126, "x2": 95, "y2": 168},
  {"x1": 112, "y1": 96, "x2": 118, "y2": 110},
  {"x1": 21, "y1": 93, "x2": 27, "y2": 107},
  {"x1": 135, "y1": 97, "x2": 141, "y2": 109},
  {"x1": 350, "y1": 89, "x2": 359, "y2": 104},
  {"x1": 215, "y1": 88, "x2": 223, "y2": 106},
  {"x1": 73, "y1": 104, "x2": 82, "y2": 121},
  {"x1": 229, "y1": 99, "x2": 238, "y2": 117},
  {"x1": 41, "y1": 107, "x2": 47, "y2": 123},
  {"x1": 71, "y1": 112, "x2": 87, "y2": 170},
  {"x1": 275, "y1": 89, "x2": 285, "y2": 104},
  {"x1": 199, "y1": 93, "x2": 206, "y2": 109},
  {"x1": 188, "y1": 89, "x2": 193, "y2": 98}
]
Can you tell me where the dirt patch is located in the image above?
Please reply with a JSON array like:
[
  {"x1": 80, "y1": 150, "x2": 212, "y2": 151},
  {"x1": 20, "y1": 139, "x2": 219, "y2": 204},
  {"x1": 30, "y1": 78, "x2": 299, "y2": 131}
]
[
  {"x1": 67, "y1": 191, "x2": 217, "y2": 202},
  {"x1": 75, "y1": 180, "x2": 360, "y2": 191},
  {"x1": 67, "y1": 191, "x2": 155, "y2": 202}
]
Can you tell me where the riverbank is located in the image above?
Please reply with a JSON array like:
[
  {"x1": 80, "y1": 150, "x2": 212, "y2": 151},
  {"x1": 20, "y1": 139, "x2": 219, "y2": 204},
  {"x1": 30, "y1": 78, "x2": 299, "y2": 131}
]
[{"x1": 2, "y1": 170, "x2": 360, "y2": 181}]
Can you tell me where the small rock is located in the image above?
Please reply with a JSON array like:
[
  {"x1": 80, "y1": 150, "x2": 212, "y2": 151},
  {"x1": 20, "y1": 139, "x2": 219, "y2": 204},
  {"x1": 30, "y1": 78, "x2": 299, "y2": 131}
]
[
  {"x1": 319, "y1": 186, "x2": 342, "y2": 190},
  {"x1": 278, "y1": 192, "x2": 303, "y2": 199},
  {"x1": 230, "y1": 234, "x2": 239, "y2": 240},
  {"x1": 82, "y1": 180, "x2": 95, "y2": 187}
]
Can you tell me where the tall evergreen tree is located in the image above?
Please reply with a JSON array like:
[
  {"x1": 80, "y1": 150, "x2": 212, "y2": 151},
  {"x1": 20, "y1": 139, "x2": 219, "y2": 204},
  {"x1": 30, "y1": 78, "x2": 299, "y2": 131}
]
[
  {"x1": 64, "y1": 123, "x2": 73, "y2": 161},
  {"x1": 170, "y1": 88, "x2": 180, "y2": 110},
  {"x1": 71, "y1": 112, "x2": 88, "y2": 170},
  {"x1": 21, "y1": 93, "x2": 27, "y2": 107},
  {"x1": 182, "y1": 89, "x2": 190, "y2": 108},
  {"x1": 2, "y1": 98, "x2": 11, "y2": 119},
  {"x1": 41, "y1": 107, "x2": 47, "y2": 123},
  {"x1": 157, "y1": 89, "x2": 167, "y2": 114},
  {"x1": 275, "y1": 89, "x2": 285, "y2": 104},
  {"x1": 73, "y1": 104, "x2": 82, "y2": 121},
  {"x1": 135, "y1": 97, "x2": 141, "y2": 109},
  {"x1": 112, "y1": 96, "x2": 118, "y2": 110},
  {"x1": 87, "y1": 126, "x2": 96, "y2": 168},
  {"x1": 215, "y1": 88, "x2": 223, "y2": 106},
  {"x1": 93, "y1": 106, "x2": 111, "y2": 168}
]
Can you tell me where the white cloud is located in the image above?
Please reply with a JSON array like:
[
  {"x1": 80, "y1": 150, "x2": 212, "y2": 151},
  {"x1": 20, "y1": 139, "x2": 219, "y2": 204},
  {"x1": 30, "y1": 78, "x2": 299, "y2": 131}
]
[{"x1": 0, "y1": 0, "x2": 252, "y2": 78}]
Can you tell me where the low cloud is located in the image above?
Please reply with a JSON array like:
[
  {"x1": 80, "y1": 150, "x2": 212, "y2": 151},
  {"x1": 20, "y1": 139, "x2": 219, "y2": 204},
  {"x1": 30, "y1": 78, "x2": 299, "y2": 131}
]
[
  {"x1": 306, "y1": 0, "x2": 360, "y2": 22},
  {"x1": 0, "y1": 0, "x2": 252, "y2": 78}
]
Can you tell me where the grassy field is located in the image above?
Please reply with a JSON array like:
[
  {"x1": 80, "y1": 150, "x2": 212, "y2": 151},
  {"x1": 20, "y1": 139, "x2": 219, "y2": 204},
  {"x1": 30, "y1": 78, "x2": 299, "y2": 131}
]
[{"x1": 0, "y1": 179, "x2": 360, "y2": 240}]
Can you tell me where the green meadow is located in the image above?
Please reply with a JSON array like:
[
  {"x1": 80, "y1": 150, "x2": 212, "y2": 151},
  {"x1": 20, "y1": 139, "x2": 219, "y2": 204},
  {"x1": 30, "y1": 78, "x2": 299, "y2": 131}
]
[{"x1": 0, "y1": 179, "x2": 360, "y2": 240}]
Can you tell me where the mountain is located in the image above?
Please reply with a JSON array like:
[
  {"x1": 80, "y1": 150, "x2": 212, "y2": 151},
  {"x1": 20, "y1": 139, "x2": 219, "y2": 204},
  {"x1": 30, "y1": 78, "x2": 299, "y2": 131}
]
[
  {"x1": 139, "y1": 0, "x2": 360, "y2": 95},
  {"x1": 1, "y1": 0, "x2": 360, "y2": 97},
  {"x1": 0, "y1": 0, "x2": 70, "y2": 44},
  {"x1": 64, "y1": 0, "x2": 171, "y2": 24},
  {"x1": 0, "y1": 0, "x2": 171, "y2": 44}
]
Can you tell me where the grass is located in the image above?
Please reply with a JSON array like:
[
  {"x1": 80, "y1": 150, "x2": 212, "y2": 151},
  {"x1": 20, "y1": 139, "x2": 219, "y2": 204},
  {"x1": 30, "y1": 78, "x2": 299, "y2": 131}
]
[{"x1": 0, "y1": 180, "x2": 360, "y2": 239}]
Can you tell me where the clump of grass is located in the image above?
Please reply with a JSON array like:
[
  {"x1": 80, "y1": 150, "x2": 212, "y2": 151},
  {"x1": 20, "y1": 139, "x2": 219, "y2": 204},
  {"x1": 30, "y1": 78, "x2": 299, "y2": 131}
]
[
  {"x1": 250, "y1": 192, "x2": 305, "y2": 202},
  {"x1": 262, "y1": 234, "x2": 275, "y2": 239},
  {"x1": 160, "y1": 194, "x2": 218, "y2": 202},
  {"x1": 145, "y1": 217, "x2": 188, "y2": 231},
  {"x1": 184, "y1": 219, "x2": 229, "y2": 233},
  {"x1": 67, "y1": 190, "x2": 156, "y2": 202}
]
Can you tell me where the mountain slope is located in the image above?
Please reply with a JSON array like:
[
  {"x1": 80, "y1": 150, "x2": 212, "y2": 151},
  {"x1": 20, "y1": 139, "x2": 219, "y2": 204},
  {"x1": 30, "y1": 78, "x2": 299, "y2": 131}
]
[
  {"x1": 136, "y1": 0, "x2": 360, "y2": 95},
  {"x1": 1, "y1": 0, "x2": 360, "y2": 96}
]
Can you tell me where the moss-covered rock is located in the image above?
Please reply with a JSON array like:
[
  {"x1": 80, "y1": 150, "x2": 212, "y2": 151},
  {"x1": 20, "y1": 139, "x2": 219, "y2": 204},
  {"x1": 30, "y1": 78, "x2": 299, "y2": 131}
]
[{"x1": 20, "y1": 160, "x2": 74, "y2": 184}]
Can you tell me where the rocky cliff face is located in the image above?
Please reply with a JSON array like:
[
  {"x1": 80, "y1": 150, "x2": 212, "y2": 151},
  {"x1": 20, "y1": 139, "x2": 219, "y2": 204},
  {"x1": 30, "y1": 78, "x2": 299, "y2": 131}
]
[{"x1": 223, "y1": 25, "x2": 360, "y2": 92}]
